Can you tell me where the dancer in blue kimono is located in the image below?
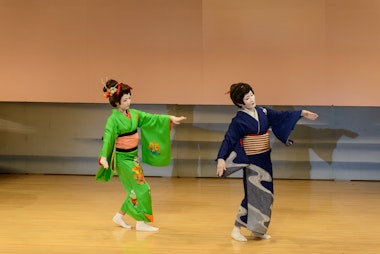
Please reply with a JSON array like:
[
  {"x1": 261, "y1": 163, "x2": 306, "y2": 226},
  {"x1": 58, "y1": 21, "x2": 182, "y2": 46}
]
[{"x1": 216, "y1": 82, "x2": 318, "y2": 242}]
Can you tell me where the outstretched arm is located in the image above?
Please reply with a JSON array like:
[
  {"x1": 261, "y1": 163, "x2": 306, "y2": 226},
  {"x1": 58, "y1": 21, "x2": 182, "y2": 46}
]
[
  {"x1": 170, "y1": 116, "x2": 187, "y2": 124},
  {"x1": 301, "y1": 110, "x2": 319, "y2": 120}
]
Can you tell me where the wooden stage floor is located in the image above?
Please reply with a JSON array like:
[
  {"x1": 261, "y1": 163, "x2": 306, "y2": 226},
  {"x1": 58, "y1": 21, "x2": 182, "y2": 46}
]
[{"x1": 0, "y1": 174, "x2": 379, "y2": 254}]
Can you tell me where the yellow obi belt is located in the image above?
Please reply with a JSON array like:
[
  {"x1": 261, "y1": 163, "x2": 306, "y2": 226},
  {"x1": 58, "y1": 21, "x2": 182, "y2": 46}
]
[{"x1": 242, "y1": 131, "x2": 270, "y2": 155}]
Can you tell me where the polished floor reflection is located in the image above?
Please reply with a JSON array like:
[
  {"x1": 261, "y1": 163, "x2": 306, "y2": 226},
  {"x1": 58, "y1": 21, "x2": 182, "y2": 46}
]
[{"x1": 0, "y1": 174, "x2": 379, "y2": 254}]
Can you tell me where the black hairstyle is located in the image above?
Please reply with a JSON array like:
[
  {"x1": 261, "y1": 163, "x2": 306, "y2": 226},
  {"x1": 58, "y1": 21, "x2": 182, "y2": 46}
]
[
  {"x1": 103, "y1": 79, "x2": 132, "y2": 107},
  {"x1": 229, "y1": 82, "x2": 254, "y2": 108}
]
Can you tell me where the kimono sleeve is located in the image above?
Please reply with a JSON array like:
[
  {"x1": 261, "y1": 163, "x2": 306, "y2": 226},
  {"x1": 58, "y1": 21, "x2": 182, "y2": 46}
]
[
  {"x1": 136, "y1": 110, "x2": 172, "y2": 166},
  {"x1": 265, "y1": 107, "x2": 302, "y2": 144},
  {"x1": 96, "y1": 116, "x2": 117, "y2": 182},
  {"x1": 217, "y1": 117, "x2": 250, "y2": 164}
]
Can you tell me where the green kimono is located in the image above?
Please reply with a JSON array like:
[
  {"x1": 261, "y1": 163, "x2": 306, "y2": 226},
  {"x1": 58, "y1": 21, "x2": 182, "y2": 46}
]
[{"x1": 96, "y1": 109, "x2": 171, "y2": 222}]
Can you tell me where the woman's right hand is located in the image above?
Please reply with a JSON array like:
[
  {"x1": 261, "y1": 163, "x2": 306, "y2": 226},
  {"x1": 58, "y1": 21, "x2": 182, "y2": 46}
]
[
  {"x1": 99, "y1": 156, "x2": 109, "y2": 169},
  {"x1": 217, "y1": 158, "x2": 226, "y2": 177}
]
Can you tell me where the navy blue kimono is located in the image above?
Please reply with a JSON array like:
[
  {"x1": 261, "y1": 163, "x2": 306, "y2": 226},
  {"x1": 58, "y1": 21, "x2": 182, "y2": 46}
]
[{"x1": 217, "y1": 107, "x2": 302, "y2": 234}]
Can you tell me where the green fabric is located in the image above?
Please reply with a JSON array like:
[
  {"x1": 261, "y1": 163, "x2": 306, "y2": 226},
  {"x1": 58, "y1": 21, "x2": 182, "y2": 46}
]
[
  {"x1": 140, "y1": 115, "x2": 171, "y2": 166},
  {"x1": 115, "y1": 150, "x2": 153, "y2": 222},
  {"x1": 95, "y1": 166, "x2": 115, "y2": 182},
  {"x1": 97, "y1": 108, "x2": 171, "y2": 221},
  {"x1": 96, "y1": 143, "x2": 116, "y2": 182}
]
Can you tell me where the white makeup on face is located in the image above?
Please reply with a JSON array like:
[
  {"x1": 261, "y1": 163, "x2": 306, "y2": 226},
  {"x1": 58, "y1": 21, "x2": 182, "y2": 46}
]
[
  {"x1": 118, "y1": 93, "x2": 131, "y2": 112},
  {"x1": 242, "y1": 91, "x2": 256, "y2": 110}
]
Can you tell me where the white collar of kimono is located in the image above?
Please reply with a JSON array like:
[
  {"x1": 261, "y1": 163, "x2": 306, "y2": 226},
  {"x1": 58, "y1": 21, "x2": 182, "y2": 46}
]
[{"x1": 240, "y1": 108, "x2": 258, "y2": 121}]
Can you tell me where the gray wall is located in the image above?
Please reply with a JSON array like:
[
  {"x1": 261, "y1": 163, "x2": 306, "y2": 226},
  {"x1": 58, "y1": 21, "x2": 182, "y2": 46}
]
[{"x1": 1, "y1": 102, "x2": 379, "y2": 180}]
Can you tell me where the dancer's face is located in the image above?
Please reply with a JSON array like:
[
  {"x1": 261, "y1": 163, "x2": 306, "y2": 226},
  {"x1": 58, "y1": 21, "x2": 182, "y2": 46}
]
[
  {"x1": 118, "y1": 93, "x2": 131, "y2": 111},
  {"x1": 241, "y1": 90, "x2": 256, "y2": 110}
]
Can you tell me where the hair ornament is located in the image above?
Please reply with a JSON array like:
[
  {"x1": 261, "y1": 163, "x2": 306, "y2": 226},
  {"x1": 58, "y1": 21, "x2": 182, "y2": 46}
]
[
  {"x1": 103, "y1": 91, "x2": 110, "y2": 98},
  {"x1": 103, "y1": 82, "x2": 119, "y2": 98},
  {"x1": 225, "y1": 90, "x2": 230, "y2": 95},
  {"x1": 101, "y1": 77, "x2": 108, "y2": 86},
  {"x1": 116, "y1": 83, "x2": 121, "y2": 95}
]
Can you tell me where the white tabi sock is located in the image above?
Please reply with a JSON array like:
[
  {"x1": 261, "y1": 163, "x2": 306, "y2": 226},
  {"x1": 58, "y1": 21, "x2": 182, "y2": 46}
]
[
  {"x1": 136, "y1": 221, "x2": 159, "y2": 232},
  {"x1": 231, "y1": 226, "x2": 247, "y2": 242},
  {"x1": 112, "y1": 212, "x2": 132, "y2": 229}
]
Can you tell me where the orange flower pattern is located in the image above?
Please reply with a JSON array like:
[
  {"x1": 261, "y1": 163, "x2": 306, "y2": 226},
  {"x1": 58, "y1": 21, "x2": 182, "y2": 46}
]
[
  {"x1": 132, "y1": 159, "x2": 145, "y2": 185},
  {"x1": 129, "y1": 190, "x2": 138, "y2": 207},
  {"x1": 148, "y1": 141, "x2": 161, "y2": 154}
]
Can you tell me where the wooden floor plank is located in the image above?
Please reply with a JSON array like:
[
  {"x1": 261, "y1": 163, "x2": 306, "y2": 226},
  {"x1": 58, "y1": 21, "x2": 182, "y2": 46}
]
[{"x1": 0, "y1": 174, "x2": 379, "y2": 253}]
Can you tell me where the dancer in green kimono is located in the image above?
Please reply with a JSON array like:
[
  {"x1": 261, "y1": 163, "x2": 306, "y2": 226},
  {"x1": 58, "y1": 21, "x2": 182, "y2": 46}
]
[{"x1": 97, "y1": 79, "x2": 186, "y2": 232}]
